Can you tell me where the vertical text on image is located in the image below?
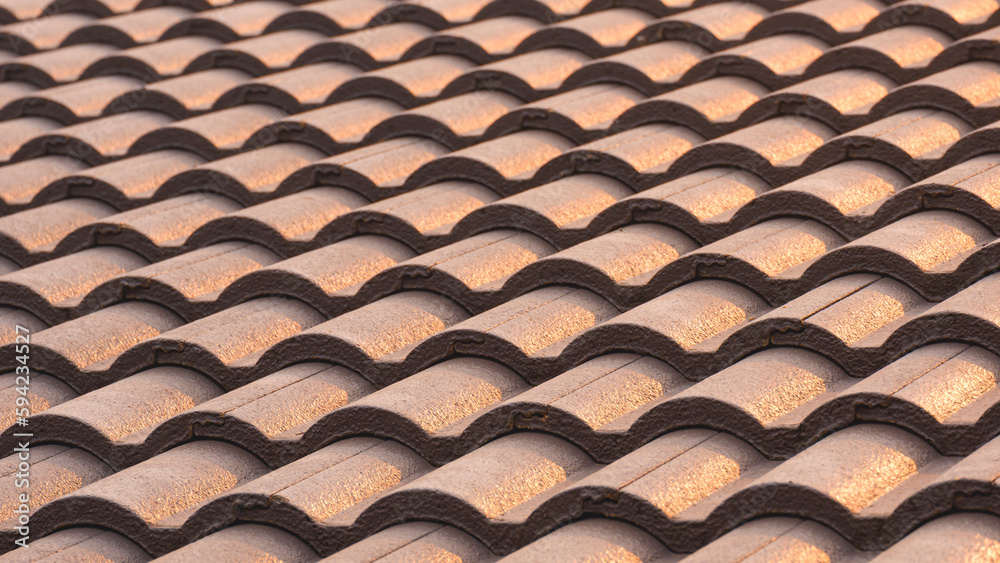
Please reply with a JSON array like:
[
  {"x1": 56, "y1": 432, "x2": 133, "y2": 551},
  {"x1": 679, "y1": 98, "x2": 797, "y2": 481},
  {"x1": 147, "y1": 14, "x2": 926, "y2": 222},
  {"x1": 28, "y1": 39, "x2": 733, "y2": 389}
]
[{"x1": 12, "y1": 324, "x2": 31, "y2": 548}]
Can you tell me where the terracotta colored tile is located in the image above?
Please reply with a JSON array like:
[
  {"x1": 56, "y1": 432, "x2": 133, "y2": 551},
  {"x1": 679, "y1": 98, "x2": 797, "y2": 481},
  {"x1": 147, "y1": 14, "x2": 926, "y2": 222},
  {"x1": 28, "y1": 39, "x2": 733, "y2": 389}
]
[
  {"x1": 735, "y1": 160, "x2": 909, "y2": 238},
  {"x1": 157, "y1": 524, "x2": 316, "y2": 563},
  {"x1": 7, "y1": 0, "x2": 1000, "y2": 558},
  {"x1": 185, "y1": 362, "x2": 372, "y2": 441},
  {"x1": 216, "y1": 63, "x2": 358, "y2": 111},
  {"x1": 809, "y1": 26, "x2": 950, "y2": 81},
  {"x1": 192, "y1": 187, "x2": 365, "y2": 250},
  {"x1": 0, "y1": 14, "x2": 96, "y2": 53},
  {"x1": 265, "y1": 0, "x2": 393, "y2": 35},
  {"x1": 873, "y1": 513, "x2": 1000, "y2": 562},
  {"x1": 277, "y1": 291, "x2": 469, "y2": 369},
  {"x1": 461, "y1": 174, "x2": 632, "y2": 239},
  {"x1": 0, "y1": 118, "x2": 61, "y2": 162},
  {"x1": 580, "y1": 429, "x2": 767, "y2": 520},
  {"x1": 219, "y1": 236, "x2": 415, "y2": 312},
  {"x1": 755, "y1": 425, "x2": 937, "y2": 516},
  {"x1": 404, "y1": 16, "x2": 542, "y2": 62},
  {"x1": 128, "y1": 104, "x2": 284, "y2": 158},
  {"x1": 684, "y1": 518, "x2": 865, "y2": 562},
  {"x1": 443, "y1": 48, "x2": 590, "y2": 99},
  {"x1": 347, "y1": 357, "x2": 528, "y2": 437},
  {"x1": 161, "y1": 1, "x2": 291, "y2": 42},
  {"x1": 142, "y1": 296, "x2": 324, "y2": 372},
  {"x1": 334, "y1": 55, "x2": 475, "y2": 107},
  {"x1": 369, "y1": 91, "x2": 519, "y2": 146},
  {"x1": 873, "y1": 61, "x2": 1000, "y2": 126},
  {"x1": 3, "y1": 527, "x2": 151, "y2": 562},
  {"x1": 383, "y1": 0, "x2": 496, "y2": 27},
  {"x1": 565, "y1": 41, "x2": 706, "y2": 93},
  {"x1": 170, "y1": 143, "x2": 324, "y2": 200},
  {"x1": 410, "y1": 130, "x2": 573, "y2": 194},
  {"x1": 850, "y1": 343, "x2": 1000, "y2": 428},
  {"x1": 517, "y1": 8, "x2": 653, "y2": 56},
  {"x1": 391, "y1": 432, "x2": 594, "y2": 520},
  {"x1": 632, "y1": 2, "x2": 770, "y2": 50},
  {"x1": 476, "y1": 0, "x2": 592, "y2": 21},
  {"x1": 28, "y1": 301, "x2": 183, "y2": 377},
  {"x1": 93, "y1": 192, "x2": 241, "y2": 249},
  {"x1": 13, "y1": 110, "x2": 173, "y2": 164},
  {"x1": 0, "y1": 76, "x2": 144, "y2": 123},
  {"x1": 0, "y1": 372, "x2": 76, "y2": 430},
  {"x1": 549, "y1": 124, "x2": 703, "y2": 186},
  {"x1": 38, "y1": 366, "x2": 221, "y2": 445},
  {"x1": 676, "y1": 347, "x2": 850, "y2": 428},
  {"x1": 831, "y1": 210, "x2": 991, "y2": 275},
  {"x1": 225, "y1": 437, "x2": 429, "y2": 525},
  {"x1": 45, "y1": 440, "x2": 267, "y2": 527},
  {"x1": 0, "y1": 197, "x2": 115, "y2": 259},
  {"x1": 83, "y1": 36, "x2": 221, "y2": 80},
  {"x1": 437, "y1": 285, "x2": 618, "y2": 362},
  {"x1": 607, "y1": 168, "x2": 770, "y2": 241},
  {"x1": 298, "y1": 137, "x2": 449, "y2": 197},
  {"x1": 0, "y1": 445, "x2": 112, "y2": 525},
  {"x1": 252, "y1": 98, "x2": 400, "y2": 154},
  {"x1": 140, "y1": 68, "x2": 254, "y2": 116},
  {"x1": 868, "y1": 0, "x2": 1000, "y2": 36},
  {"x1": 502, "y1": 519, "x2": 673, "y2": 562},
  {"x1": 0, "y1": 307, "x2": 46, "y2": 346},
  {"x1": 0, "y1": 246, "x2": 148, "y2": 317},
  {"x1": 2, "y1": 43, "x2": 116, "y2": 86},
  {"x1": 687, "y1": 218, "x2": 845, "y2": 294},
  {"x1": 671, "y1": 116, "x2": 834, "y2": 184},
  {"x1": 821, "y1": 109, "x2": 972, "y2": 172},
  {"x1": 701, "y1": 34, "x2": 829, "y2": 86},
  {"x1": 62, "y1": 150, "x2": 206, "y2": 204},
  {"x1": 0, "y1": 80, "x2": 35, "y2": 109},
  {"x1": 618, "y1": 77, "x2": 768, "y2": 135},
  {"x1": 749, "y1": 0, "x2": 883, "y2": 42},
  {"x1": 295, "y1": 23, "x2": 433, "y2": 69},
  {"x1": 585, "y1": 279, "x2": 768, "y2": 353},
  {"x1": 759, "y1": 69, "x2": 896, "y2": 123},
  {"x1": 324, "y1": 522, "x2": 492, "y2": 563},
  {"x1": 490, "y1": 84, "x2": 643, "y2": 141},
  {"x1": 95, "y1": 241, "x2": 281, "y2": 313},
  {"x1": 907, "y1": 154, "x2": 1000, "y2": 232},
  {"x1": 509, "y1": 223, "x2": 696, "y2": 307},
  {"x1": 190, "y1": 30, "x2": 326, "y2": 75},
  {"x1": 504, "y1": 354, "x2": 687, "y2": 432}
]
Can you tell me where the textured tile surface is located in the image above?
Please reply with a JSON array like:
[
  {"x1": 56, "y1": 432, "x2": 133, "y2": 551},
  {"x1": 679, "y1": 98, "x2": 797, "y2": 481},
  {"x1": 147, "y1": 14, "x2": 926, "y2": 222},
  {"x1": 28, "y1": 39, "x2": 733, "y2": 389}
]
[{"x1": 3, "y1": 0, "x2": 1000, "y2": 560}]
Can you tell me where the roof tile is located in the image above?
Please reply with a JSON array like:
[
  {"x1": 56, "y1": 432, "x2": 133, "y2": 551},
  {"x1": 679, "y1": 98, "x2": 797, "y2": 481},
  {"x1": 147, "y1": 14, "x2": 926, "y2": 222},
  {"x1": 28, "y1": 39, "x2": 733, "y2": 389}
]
[
  {"x1": 0, "y1": 247, "x2": 148, "y2": 320},
  {"x1": 632, "y1": 2, "x2": 770, "y2": 50},
  {"x1": 1, "y1": 527, "x2": 151, "y2": 563},
  {"x1": 323, "y1": 522, "x2": 491, "y2": 563},
  {"x1": 157, "y1": 524, "x2": 316, "y2": 563}
]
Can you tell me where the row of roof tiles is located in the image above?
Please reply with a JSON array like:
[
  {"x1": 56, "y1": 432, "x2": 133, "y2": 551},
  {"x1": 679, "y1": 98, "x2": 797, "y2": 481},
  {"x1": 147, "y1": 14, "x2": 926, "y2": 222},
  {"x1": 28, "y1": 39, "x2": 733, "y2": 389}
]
[
  {"x1": 8, "y1": 0, "x2": 997, "y2": 58},
  {"x1": 4, "y1": 424, "x2": 1000, "y2": 556},
  {"x1": 5, "y1": 57, "x2": 1000, "y2": 154},
  {"x1": 4, "y1": 151, "x2": 1000, "y2": 271},
  {"x1": 4, "y1": 340, "x2": 998, "y2": 472},
  {"x1": 2, "y1": 31, "x2": 989, "y2": 127},
  {"x1": 0, "y1": 0, "x2": 693, "y2": 28},
  {"x1": 1, "y1": 201, "x2": 997, "y2": 327},
  {"x1": 11, "y1": 513, "x2": 1000, "y2": 562},
  {"x1": 3, "y1": 0, "x2": 1000, "y2": 559},
  {"x1": 0, "y1": 104, "x2": 991, "y2": 224},
  {"x1": 4, "y1": 3, "x2": 1000, "y2": 91},
  {"x1": 2, "y1": 267, "x2": 999, "y2": 403}
]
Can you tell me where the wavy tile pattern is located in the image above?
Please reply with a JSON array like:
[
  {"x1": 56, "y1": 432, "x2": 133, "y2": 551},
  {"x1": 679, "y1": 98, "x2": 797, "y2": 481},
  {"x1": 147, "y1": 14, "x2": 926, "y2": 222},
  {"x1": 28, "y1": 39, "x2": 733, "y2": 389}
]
[{"x1": 3, "y1": 0, "x2": 1000, "y2": 560}]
